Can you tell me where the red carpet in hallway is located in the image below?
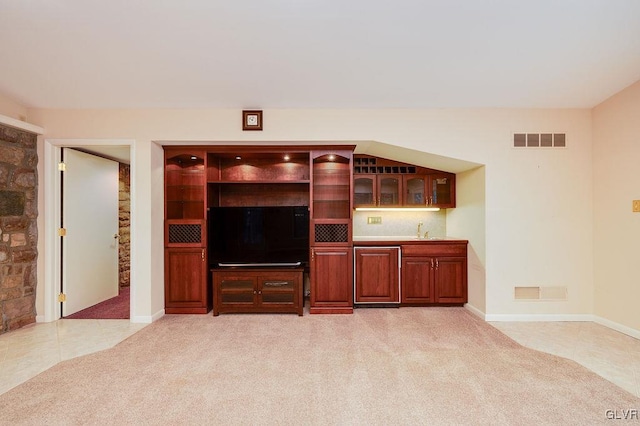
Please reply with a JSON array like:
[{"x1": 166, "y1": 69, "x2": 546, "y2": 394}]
[{"x1": 65, "y1": 287, "x2": 130, "y2": 319}]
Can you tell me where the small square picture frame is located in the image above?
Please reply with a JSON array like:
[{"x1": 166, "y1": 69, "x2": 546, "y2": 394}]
[{"x1": 242, "y1": 110, "x2": 263, "y2": 131}]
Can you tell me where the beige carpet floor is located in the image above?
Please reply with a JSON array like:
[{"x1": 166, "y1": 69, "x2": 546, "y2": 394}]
[{"x1": 1, "y1": 307, "x2": 638, "y2": 425}]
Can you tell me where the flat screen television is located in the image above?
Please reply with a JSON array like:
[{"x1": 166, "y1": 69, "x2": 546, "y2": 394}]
[{"x1": 208, "y1": 206, "x2": 309, "y2": 267}]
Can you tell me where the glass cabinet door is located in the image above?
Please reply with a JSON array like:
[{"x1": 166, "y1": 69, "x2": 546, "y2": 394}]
[
  {"x1": 378, "y1": 176, "x2": 401, "y2": 206},
  {"x1": 165, "y1": 151, "x2": 206, "y2": 220},
  {"x1": 429, "y1": 174, "x2": 454, "y2": 207},
  {"x1": 404, "y1": 176, "x2": 426, "y2": 206},
  {"x1": 353, "y1": 175, "x2": 376, "y2": 207},
  {"x1": 312, "y1": 152, "x2": 351, "y2": 219}
]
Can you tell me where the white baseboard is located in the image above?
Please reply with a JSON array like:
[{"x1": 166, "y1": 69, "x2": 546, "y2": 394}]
[
  {"x1": 593, "y1": 315, "x2": 640, "y2": 340},
  {"x1": 464, "y1": 303, "x2": 485, "y2": 320},
  {"x1": 131, "y1": 309, "x2": 164, "y2": 324},
  {"x1": 485, "y1": 313, "x2": 595, "y2": 322}
]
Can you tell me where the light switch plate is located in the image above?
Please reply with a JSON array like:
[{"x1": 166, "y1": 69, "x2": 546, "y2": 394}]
[
  {"x1": 367, "y1": 216, "x2": 382, "y2": 224},
  {"x1": 633, "y1": 200, "x2": 640, "y2": 213}
]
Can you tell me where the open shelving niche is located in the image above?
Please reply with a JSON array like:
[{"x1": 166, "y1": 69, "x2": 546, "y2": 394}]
[{"x1": 206, "y1": 151, "x2": 312, "y2": 315}]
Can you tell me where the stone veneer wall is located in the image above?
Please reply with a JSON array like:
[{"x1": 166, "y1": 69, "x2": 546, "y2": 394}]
[
  {"x1": 119, "y1": 163, "x2": 130, "y2": 288},
  {"x1": 0, "y1": 124, "x2": 38, "y2": 334}
]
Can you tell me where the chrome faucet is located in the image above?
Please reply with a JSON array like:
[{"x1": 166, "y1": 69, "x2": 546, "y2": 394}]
[{"x1": 417, "y1": 221, "x2": 423, "y2": 238}]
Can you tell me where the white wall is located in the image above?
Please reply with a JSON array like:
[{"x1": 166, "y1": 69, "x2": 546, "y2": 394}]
[
  {"x1": 593, "y1": 80, "x2": 640, "y2": 332},
  {"x1": 29, "y1": 107, "x2": 597, "y2": 323}
]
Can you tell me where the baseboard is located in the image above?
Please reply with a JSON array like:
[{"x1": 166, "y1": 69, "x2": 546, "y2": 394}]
[
  {"x1": 593, "y1": 315, "x2": 640, "y2": 340},
  {"x1": 131, "y1": 309, "x2": 165, "y2": 324},
  {"x1": 484, "y1": 313, "x2": 595, "y2": 322},
  {"x1": 464, "y1": 303, "x2": 485, "y2": 320}
]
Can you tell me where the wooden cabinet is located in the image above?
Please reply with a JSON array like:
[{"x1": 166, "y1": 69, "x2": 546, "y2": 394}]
[
  {"x1": 353, "y1": 175, "x2": 376, "y2": 207},
  {"x1": 310, "y1": 246, "x2": 353, "y2": 314},
  {"x1": 212, "y1": 268, "x2": 303, "y2": 316},
  {"x1": 207, "y1": 151, "x2": 310, "y2": 208},
  {"x1": 353, "y1": 155, "x2": 456, "y2": 208},
  {"x1": 427, "y1": 173, "x2": 455, "y2": 208},
  {"x1": 353, "y1": 175, "x2": 402, "y2": 207},
  {"x1": 164, "y1": 148, "x2": 210, "y2": 314},
  {"x1": 403, "y1": 173, "x2": 456, "y2": 208},
  {"x1": 309, "y1": 150, "x2": 354, "y2": 314},
  {"x1": 401, "y1": 256, "x2": 435, "y2": 303},
  {"x1": 401, "y1": 243, "x2": 467, "y2": 305},
  {"x1": 164, "y1": 248, "x2": 209, "y2": 314},
  {"x1": 354, "y1": 247, "x2": 400, "y2": 304},
  {"x1": 165, "y1": 149, "x2": 206, "y2": 220}
]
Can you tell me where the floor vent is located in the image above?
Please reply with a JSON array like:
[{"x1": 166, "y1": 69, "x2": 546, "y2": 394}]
[
  {"x1": 513, "y1": 133, "x2": 565, "y2": 148},
  {"x1": 514, "y1": 286, "x2": 567, "y2": 301}
]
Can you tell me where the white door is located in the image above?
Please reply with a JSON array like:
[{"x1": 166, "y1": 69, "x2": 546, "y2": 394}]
[{"x1": 62, "y1": 148, "x2": 120, "y2": 316}]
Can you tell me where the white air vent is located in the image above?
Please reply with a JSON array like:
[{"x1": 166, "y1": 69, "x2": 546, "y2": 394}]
[
  {"x1": 513, "y1": 133, "x2": 566, "y2": 148},
  {"x1": 514, "y1": 286, "x2": 568, "y2": 301}
]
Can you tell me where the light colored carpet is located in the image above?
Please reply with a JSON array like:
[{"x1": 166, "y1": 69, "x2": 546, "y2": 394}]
[{"x1": 1, "y1": 307, "x2": 638, "y2": 425}]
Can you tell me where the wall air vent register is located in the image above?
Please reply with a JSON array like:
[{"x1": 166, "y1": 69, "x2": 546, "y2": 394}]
[{"x1": 513, "y1": 133, "x2": 566, "y2": 148}]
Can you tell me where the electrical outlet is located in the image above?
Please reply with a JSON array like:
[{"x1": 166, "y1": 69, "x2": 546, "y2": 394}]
[
  {"x1": 367, "y1": 216, "x2": 382, "y2": 224},
  {"x1": 633, "y1": 200, "x2": 640, "y2": 213}
]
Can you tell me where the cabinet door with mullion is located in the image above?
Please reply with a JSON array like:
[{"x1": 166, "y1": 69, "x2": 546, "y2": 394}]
[
  {"x1": 214, "y1": 273, "x2": 258, "y2": 315},
  {"x1": 258, "y1": 273, "x2": 302, "y2": 315}
]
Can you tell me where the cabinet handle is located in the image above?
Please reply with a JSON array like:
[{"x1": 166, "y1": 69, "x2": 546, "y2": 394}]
[
  {"x1": 436, "y1": 259, "x2": 439, "y2": 269},
  {"x1": 430, "y1": 259, "x2": 434, "y2": 269},
  {"x1": 264, "y1": 281, "x2": 289, "y2": 287},
  {"x1": 258, "y1": 290, "x2": 262, "y2": 295},
  {"x1": 311, "y1": 248, "x2": 315, "y2": 261},
  {"x1": 201, "y1": 249, "x2": 205, "y2": 261},
  {"x1": 253, "y1": 290, "x2": 257, "y2": 295}
]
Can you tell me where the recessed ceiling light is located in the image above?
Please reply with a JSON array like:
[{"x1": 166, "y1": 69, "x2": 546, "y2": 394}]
[
  {"x1": 283, "y1": 154, "x2": 290, "y2": 161},
  {"x1": 328, "y1": 154, "x2": 335, "y2": 161},
  {"x1": 236, "y1": 156, "x2": 242, "y2": 160}
]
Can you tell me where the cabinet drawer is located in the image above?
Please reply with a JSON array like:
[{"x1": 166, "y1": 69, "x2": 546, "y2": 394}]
[{"x1": 401, "y1": 243, "x2": 466, "y2": 257}]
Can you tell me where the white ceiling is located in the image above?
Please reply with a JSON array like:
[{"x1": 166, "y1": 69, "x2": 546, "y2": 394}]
[{"x1": 1, "y1": 1, "x2": 640, "y2": 110}]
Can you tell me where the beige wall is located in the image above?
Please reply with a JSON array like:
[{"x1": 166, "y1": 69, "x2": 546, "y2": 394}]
[
  {"x1": 593, "y1": 80, "x2": 640, "y2": 332},
  {"x1": 29, "y1": 107, "x2": 597, "y2": 324},
  {"x1": 0, "y1": 91, "x2": 27, "y2": 120},
  {"x1": 447, "y1": 166, "x2": 486, "y2": 313}
]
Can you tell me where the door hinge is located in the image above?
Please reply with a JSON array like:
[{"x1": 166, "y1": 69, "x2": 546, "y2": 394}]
[
  {"x1": 58, "y1": 293, "x2": 67, "y2": 302},
  {"x1": 58, "y1": 162, "x2": 66, "y2": 172},
  {"x1": 58, "y1": 228, "x2": 67, "y2": 237}
]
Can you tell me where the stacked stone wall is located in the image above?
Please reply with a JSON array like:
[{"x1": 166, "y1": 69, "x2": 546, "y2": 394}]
[
  {"x1": 119, "y1": 163, "x2": 130, "y2": 288},
  {"x1": 0, "y1": 124, "x2": 38, "y2": 334}
]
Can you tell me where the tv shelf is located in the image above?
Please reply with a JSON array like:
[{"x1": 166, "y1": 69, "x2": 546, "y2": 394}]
[{"x1": 212, "y1": 267, "x2": 304, "y2": 316}]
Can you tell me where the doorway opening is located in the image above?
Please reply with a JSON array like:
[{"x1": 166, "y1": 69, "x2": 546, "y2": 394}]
[{"x1": 43, "y1": 139, "x2": 135, "y2": 322}]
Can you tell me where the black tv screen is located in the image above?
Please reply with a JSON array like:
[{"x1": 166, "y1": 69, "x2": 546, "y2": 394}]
[{"x1": 208, "y1": 206, "x2": 309, "y2": 267}]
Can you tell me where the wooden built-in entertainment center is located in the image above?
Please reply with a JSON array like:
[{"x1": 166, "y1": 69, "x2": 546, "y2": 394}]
[
  {"x1": 164, "y1": 146, "x2": 355, "y2": 315},
  {"x1": 164, "y1": 145, "x2": 464, "y2": 316}
]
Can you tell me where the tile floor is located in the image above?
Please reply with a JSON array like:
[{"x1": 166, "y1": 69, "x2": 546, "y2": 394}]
[
  {"x1": 491, "y1": 321, "x2": 640, "y2": 398},
  {"x1": 0, "y1": 319, "x2": 147, "y2": 395},
  {"x1": 0, "y1": 318, "x2": 638, "y2": 398}
]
